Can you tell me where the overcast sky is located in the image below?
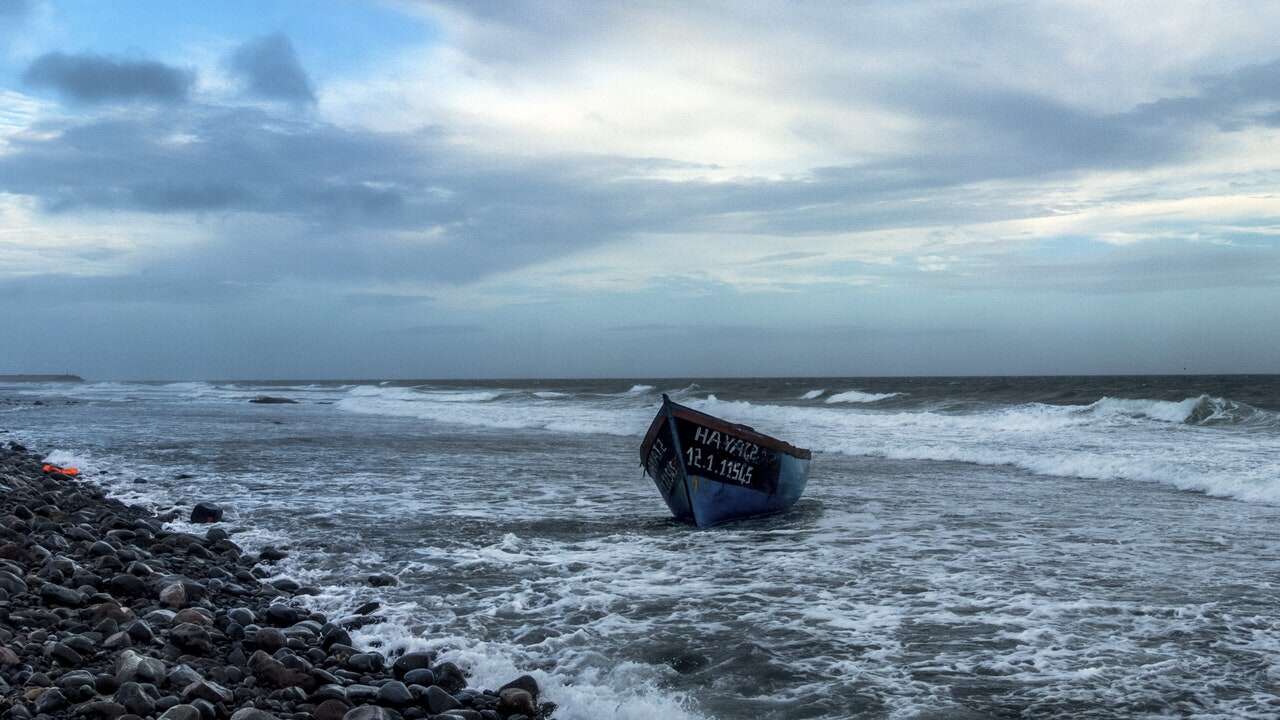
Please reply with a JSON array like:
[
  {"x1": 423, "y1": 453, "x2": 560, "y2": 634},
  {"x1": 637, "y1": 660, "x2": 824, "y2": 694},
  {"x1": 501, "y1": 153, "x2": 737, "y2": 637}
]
[{"x1": 1, "y1": 1, "x2": 1278, "y2": 379}]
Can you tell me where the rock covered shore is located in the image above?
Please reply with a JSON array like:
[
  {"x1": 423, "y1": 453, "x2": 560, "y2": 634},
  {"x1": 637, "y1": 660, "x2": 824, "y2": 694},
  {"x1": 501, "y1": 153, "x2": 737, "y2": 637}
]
[{"x1": 0, "y1": 443, "x2": 552, "y2": 720}]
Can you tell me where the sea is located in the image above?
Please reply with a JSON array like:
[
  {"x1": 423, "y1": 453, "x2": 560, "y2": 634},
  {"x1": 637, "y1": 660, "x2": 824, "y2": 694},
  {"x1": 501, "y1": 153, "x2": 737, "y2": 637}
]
[{"x1": 3, "y1": 376, "x2": 1279, "y2": 720}]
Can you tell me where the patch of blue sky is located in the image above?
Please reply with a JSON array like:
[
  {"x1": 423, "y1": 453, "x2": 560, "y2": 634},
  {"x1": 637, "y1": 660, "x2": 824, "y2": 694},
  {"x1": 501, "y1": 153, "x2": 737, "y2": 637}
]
[{"x1": 23, "y1": 0, "x2": 434, "y2": 81}]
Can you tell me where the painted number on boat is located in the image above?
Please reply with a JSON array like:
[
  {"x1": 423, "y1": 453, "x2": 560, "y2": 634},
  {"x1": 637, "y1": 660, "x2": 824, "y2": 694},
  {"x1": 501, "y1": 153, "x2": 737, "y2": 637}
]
[
  {"x1": 683, "y1": 446, "x2": 754, "y2": 484},
  {"x1": 675, "y1": 418, "x2": 779, "y2": 493}
]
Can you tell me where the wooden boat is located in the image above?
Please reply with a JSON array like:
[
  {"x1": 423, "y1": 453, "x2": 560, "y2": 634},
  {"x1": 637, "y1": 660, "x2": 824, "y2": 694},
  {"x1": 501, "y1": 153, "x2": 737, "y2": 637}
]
[{"x1": 639, "y1": 394, "x2": 812, "y2": 527}]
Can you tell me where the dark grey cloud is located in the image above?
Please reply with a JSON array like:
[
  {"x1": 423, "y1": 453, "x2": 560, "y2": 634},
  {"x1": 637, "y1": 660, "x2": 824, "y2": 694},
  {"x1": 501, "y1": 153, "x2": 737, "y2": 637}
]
[
  {"x1": 227, "y1": 33, "x2": 315, "y2": 103},
  {"x1": 22, "y1": 52, "x2": 193, "y2": 103}
]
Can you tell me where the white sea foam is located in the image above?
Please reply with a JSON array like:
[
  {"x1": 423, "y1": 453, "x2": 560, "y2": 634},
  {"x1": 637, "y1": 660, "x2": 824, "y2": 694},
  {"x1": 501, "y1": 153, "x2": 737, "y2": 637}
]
[
  {"x1": 824, "y1": 389, "x2": 900, "y2": 403},
  {"x1": 800, "y1": 389, "x2": 825, "y2": 400},
  {"x1": 623, "y1": 384, "x2": 656, "y2": 395},
  {"x1": 338, "y1": 385, "x2": 645, "y2": 435},
  {"x1": 692, "y1": 395, "x2": 1280, "y2": 504}
]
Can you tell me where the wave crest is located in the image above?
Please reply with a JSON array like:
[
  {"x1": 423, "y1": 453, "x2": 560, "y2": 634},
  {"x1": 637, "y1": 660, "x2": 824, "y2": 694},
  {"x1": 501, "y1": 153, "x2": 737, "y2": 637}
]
[
  {"x1": 1087, "y1": 395, "x2": 1273, "y2": 426},
  {"x1": 825, "y1": 389, "x2": 901, "y2": 404}
]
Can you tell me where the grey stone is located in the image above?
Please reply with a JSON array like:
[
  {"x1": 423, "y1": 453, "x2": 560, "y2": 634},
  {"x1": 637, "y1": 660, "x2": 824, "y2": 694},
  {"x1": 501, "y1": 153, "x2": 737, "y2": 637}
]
[
  {"x1": 229, "y1": 709, "x2": 279, "y2": 720},
  {"x1": 341, "y1": 707, "x2": 401, "y2": 720},
  {"x1": 47, "y1": 641, "x2": 84, "y2": 666},
  {"x1": 166, "y1": 664, "x2": 202, "y2": 689},
  {"x1": 159, "y1": 583, "x2": 187, "y2": 609},
  {"x1": 73, "y1": 700, "x2": 127, "y2": 719},
  {"x1": 314, "y1": 699, "x2": 351, "y2": 720},
  {"x1": 189, "y1": 503, "x2": 223, "y2": 524},
  {"x1": 497, "y1": 688, "x2": 536, "y2": 718},
  {"x1": 157, "y1": 705, "x2": 202, "y2": 720},
  {"x1": 402, "y1": 669, "x2": 435, "y2": 687},
  {"x1": 345, "y1": 684, "x2": 378, "y2": 703},
  {"x1": 346, "y1": 652, "x2": 383, "y2": 673},
  {"x1": 181, "y1": 679, "x2": 233, "y2": 705},
  {"x1": 0, "y1": 569, "x2": 28, "y2": 594},
  {"x1": 433, "y1": 662, "x2": 467, "y2": 693},
  {"x1": 36, "y1": 688, "x2": 68, "y2": 714},
  {"x1": 115, "y1": 650, "x2": 166, "y2": 685},
  {"x1": 391, "y1": 651, "x2": 435, "y2": 679},
  {"x1": 126, "y1": 619, "x2": 155, "y2": 643},
  {"x1": 312, "y1": 684, "x2": 347, "y2": 702},
  {"x1": 56, "y1": 670, "x2": 97, "y2": 690},
  {"x1": 252, "y1": 627, "x2": 286, "y2": 653},
  {"x1": 169, "y1": 623, "x2": 213, "y2": 655},
  {"x1": 425, "y1": 686, "x2": 461, "y2": 714},
  {"x1": 376, "y1": 681, "x2": 412, "y2": 706},
  {"x1": 41, "y1": 583, "x2": 84, "y2": 607},
  {"x1": 228, "y1": 607, "x2": 254, "y2": 626},
  {"x1": 114, "y1": 682, "x2": 158, "y2": 716}
]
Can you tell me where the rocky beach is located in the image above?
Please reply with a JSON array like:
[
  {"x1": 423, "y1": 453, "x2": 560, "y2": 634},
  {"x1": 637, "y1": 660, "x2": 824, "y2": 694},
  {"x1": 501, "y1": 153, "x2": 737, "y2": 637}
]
[{"x1": 0, "y1": 441, "x2": 552, "y2": 720}]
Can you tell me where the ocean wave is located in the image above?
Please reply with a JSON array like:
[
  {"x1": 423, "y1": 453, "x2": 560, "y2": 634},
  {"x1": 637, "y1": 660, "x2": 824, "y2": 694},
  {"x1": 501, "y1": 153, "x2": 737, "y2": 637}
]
[
  {"x1": 799, "y1": 389, "x2": 825, "y2": 400},
  {"x1": 1087, "y1": 394, "x2": 1274, "y2": 426},
  {"x1": 824, "y1": 389, "x2": 901, "y2": 404},
  {"x1": 338, "y1": 385, "x2": 643, "y2": 436},
  {"x1": 623, "y1": 384, "x2": 656, "y2": 395},
  {"x1": 691, "y1": 395, "x2": 1280, "y2": 504},
  {"x1": 347, "y1": 385, "x2": 506, "y2": 403}
]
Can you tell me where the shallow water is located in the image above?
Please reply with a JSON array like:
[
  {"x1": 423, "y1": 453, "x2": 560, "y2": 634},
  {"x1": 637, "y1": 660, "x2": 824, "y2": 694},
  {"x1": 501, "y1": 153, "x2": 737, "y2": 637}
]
[{"x1": 4, "y1": 376, "x2": 1280, "y2": 719}]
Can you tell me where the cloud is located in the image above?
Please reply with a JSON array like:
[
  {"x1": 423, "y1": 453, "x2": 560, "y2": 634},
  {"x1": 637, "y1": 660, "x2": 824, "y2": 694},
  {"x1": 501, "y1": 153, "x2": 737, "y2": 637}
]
[
  {"x1": 22, "y1": 52, "x2": 193, "y2": 103},
  {"x1": 227, "y1": 33, "x2": 316, "y2": 104}
]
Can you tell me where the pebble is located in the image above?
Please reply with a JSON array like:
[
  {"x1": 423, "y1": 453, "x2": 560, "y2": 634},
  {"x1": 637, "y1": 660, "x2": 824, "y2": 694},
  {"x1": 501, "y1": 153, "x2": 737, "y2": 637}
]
[
  {"x1": 169, "y1": 622, "x2": 214, "y2": 654},
  {"x1": 497, "y1": 688, "x2": 537, "y2": 718},
  {"x1": 253, "y1": 626, "x2": 287, "y2": 652},
  {"x1": 314, "y1": 699, "x2": 352, "y2": 720},
  {"x1": 159, "y1": 582, "x2": 188, "y2": 609},
  {"x1": 115, "y1": 681, "x2": 158, "y2": 716},
  {"x1": 157, "y1": 705, "x2": 203, "y2": 720},
  {"x1": 377, "y1": 680, "x2": 413, "y2": 706},
  {"x1": 425, "y1": 686, "x2": 461, "y2": 714},
  {"x1": 229, "y1": 709, "x2": 279, "y2": 720},
  {"x1": 347, "y1": 652, "x2": 384, "y2": 673},
  {"x1": 341, "y1": 707, "x2": 402, "y2": 720},
  {"x1": 0, "y1": 444, "x2": 553, "y2": 720},
  {"x1": 41, "y1": 582, "x2": 85, "y2": 607},
  {"x1": 402, "y1": 668, "x2": 436, "y2": 687},
  {"x1": 35, "y1": 688, "x2": 68, "y2": 714},
  {"x1": 392, "y1": 651, "x2": 436, "y2": 678}
]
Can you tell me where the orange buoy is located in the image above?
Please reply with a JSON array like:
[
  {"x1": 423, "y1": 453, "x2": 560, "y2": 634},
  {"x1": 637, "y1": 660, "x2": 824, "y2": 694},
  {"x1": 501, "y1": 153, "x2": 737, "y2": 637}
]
[{"x1": 41, "y1": 463, "x2": 79, "y2": 476}]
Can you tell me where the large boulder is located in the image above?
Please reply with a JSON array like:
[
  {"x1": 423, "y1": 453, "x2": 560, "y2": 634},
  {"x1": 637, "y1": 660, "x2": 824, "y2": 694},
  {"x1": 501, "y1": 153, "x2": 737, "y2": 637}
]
[{"x1": 189, "y1": 503, "x2": 223, "y2": 524}]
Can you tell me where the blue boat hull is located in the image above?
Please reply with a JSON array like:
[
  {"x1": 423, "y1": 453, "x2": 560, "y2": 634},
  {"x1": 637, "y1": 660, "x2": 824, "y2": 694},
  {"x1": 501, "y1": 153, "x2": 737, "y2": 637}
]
[
  {"x1": 684, "y1": 453, "x2": 810, "y2": 527},
  {"x1": 640, "y1": 395, "x2": 812, "y2": 528}
]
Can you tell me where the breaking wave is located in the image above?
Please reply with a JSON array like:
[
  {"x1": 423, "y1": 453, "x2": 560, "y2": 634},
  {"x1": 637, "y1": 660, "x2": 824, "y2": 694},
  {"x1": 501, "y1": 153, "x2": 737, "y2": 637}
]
[
  {"x1": 824, "y1": 389, "x2": 901, "y2": 404},
  {"x1": 1087, "y1": 394, "x2": 1273, "y2": 426},
  {"x1": 799, "y1": 389, "x2": 825, "y2": 400}
]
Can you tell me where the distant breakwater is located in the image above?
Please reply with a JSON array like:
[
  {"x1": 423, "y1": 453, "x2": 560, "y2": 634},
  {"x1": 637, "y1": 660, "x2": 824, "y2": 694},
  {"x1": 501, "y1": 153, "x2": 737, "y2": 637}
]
[{"x1": 0, "y1": 441, "x2": 552, "y2": 720}]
